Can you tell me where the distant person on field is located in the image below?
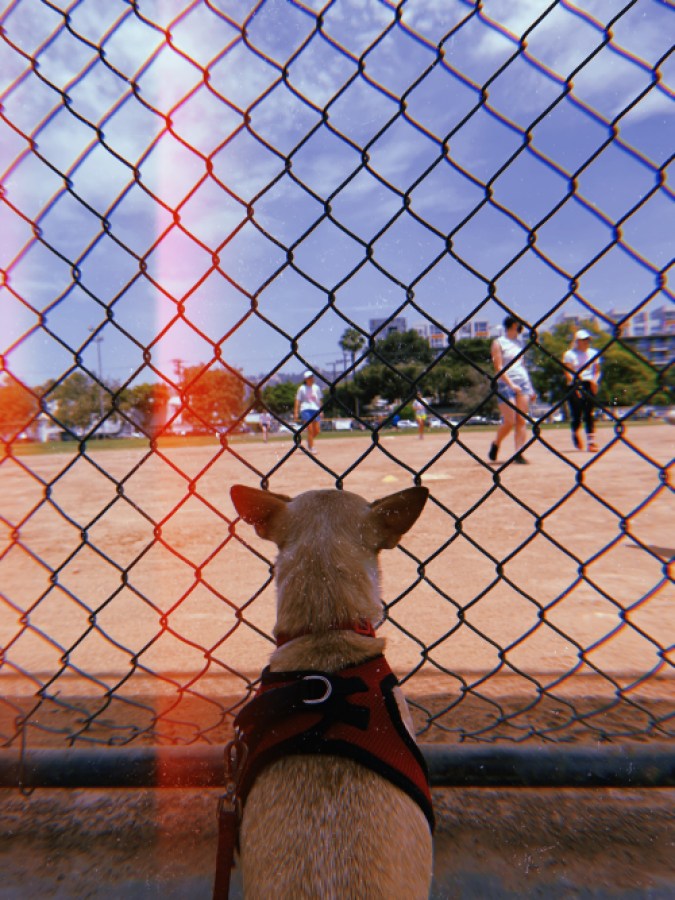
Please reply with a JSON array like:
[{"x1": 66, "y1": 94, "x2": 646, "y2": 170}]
[
  {"x1": 260, "y1": 410, "x2": 271, "y2": 442},
  {"x1": 412, "y1": 396, "x2": 427, "y2": 440},
  {"x1": 563, "y1": 329, "x2": 601, "y2": 453},
  {"x1": 294, "y1": 371, "x2": 322, "y2": 454},
  {"x1": 489, "y1": 315, "x2": 536, "y2": 464}
]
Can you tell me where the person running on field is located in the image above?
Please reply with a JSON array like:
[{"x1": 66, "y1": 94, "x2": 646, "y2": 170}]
[
  {"x1": 294, "y1": 371, "x2": 322, "y2": 454},
  {"x1": 563, "y1": 329, "x2": 601, "y2": 453},
  {"x1": 412, "y1": 396, "x2": 427, "y2": 440},
  {"x1": 489, "y1": 315, "x2": 536, "y2": 465}
]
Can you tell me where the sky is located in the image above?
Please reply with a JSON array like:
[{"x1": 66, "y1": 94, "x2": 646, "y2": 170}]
[{"x1": 0, "y1": 0, "x2": 673, "y2": 392}]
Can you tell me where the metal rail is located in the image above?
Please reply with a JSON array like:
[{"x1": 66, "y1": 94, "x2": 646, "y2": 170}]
[{"x1": 1, "y1": 744, "x2": 673, "y2": 790}]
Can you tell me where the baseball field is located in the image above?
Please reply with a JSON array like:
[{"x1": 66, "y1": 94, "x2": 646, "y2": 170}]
[{"x1": 1, "y1": 420, "x2": 672, "y2": 746}]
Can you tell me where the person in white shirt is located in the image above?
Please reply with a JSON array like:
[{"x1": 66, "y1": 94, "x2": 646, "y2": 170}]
[
  {"x1": 412, "y1": 396, "x2": 427, "y2": 440},
  {"x1": 259, "y1": 410, "x2": 271, "y2": 442},
  {"x1": 294, "y1": 371, "x2": 322, "y2": 453},
  {"x1": 563, "y1": 329, "x2": 601, "y2": 452},
  {"x1": 489, "y1": 315, "x2": 536, "y2": 464}
]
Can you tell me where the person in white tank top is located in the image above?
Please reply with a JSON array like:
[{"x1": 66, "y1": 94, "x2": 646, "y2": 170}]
[
  {"x1": 294, "y1": 371, "x2": 323, "y2": 454},
  {"x1": 489, "y1": 315, "x2": 536, "y2": 464}
]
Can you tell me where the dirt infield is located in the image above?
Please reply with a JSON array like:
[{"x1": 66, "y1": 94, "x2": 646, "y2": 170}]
[{"x1": 1, "y1": 422, "x2": 673, "y2": 745}]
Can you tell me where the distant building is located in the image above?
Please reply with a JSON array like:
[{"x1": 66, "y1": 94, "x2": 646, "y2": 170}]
[
  {"x1": 36, "y1": 411, "x2": 64, "y2": 443},
  {"x1": 456, "y1": 319, "x2": 495, "y2": 340},
  {"x1": 411, "y1": 319, "x2": 496, "y2": 349},
  {"x1": 369, "y1": 316, "x2": 407, "y2": 337},
  {"x1": 413, "y1": 321, "x2": 449, "y2": 350},
  {"x1": 651, "y1": 305, "x2": 675, "y2": 334},
  {"x1": 606, "y1": 305, "x2": 674, "y2": 367}
]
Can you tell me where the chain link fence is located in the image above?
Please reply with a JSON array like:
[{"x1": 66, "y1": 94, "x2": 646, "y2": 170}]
[{"x1": 1, "y1": 0, "x2": 673, "y2": 762}]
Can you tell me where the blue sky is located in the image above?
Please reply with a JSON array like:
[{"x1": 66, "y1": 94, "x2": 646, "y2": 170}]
[{"x1": 1, "y1": 0, "x2": 673, "y2": 390}]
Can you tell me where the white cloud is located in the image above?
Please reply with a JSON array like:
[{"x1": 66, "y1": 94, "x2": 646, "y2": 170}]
[{"x1": 2, "y1": 0, "x2": 671, "y2": 383}]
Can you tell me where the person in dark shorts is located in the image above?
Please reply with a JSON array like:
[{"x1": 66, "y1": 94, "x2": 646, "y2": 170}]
[
  {"x1": 294, "y1": 371, "x2": 322, "y2": 453},
  {"x1": 563, "y1": 330, "x2": 601, "y2": 453}
]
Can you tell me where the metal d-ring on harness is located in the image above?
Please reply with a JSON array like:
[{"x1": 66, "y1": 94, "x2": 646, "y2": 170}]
[
  {"x1": 301, "y1": 674, "x2": 332, "y2": 704},
  {"x1": 212, "y1": 732, "x2": 248, "y2": 900}
]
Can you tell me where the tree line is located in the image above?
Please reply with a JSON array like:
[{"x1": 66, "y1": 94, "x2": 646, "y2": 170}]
[
  {"x1": 0, "y1": 365, "x2": 247, "y2": 441},
  {"x1": 321, "y1": 323, "x2": 673, "y2": 418},
  {"x1": 0, "y1": 323, "x2": 671, "y2": 441}
]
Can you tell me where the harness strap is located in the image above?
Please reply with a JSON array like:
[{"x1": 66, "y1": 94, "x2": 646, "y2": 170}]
[
  {"x1": 235, "y1": 671, "x2": 370, "y2": 747},
  {"x1": 234, "y1": 655, "x2": 435, "y2": 832}
]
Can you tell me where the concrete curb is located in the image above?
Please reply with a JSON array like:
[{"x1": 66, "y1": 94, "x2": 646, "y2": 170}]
[{"x1": 1, "y1": 786, "x2": 674, "y2": 897}]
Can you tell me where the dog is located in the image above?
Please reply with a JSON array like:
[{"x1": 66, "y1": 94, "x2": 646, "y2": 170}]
[{"x1": 229, "y1": 484, "x2": 433, "y2": 899}]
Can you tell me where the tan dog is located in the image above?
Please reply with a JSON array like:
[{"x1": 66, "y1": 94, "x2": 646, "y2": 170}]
[{"x1": 230, "y1": 484, "x2": 433, "y2": 900}]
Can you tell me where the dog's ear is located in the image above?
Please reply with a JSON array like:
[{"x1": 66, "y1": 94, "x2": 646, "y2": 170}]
[
  {"x1": 368, "y1": 486, "x2": 429, "y2": 550},
  {"x1": 230, "y1": 485, "x2": 290, "y2": 541}
]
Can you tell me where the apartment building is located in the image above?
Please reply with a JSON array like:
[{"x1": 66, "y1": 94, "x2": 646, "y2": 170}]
[{"x1": 606, "y1": 305, "x2": 674, "y2": 367}]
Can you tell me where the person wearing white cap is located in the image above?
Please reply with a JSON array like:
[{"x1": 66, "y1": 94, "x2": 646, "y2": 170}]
[
  {"x1": 563, "y1": 329, "x2": 602, "y2": 452},
  {"x1": 294, "y1": 370, "x2": 323, "y2": 453}
]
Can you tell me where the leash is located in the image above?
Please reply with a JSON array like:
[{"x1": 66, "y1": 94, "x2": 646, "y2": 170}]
[{"x1": 212, "y1": 733, "x2": 247, "y2": 900}]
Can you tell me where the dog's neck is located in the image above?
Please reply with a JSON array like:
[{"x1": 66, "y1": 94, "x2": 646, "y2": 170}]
[
  {"x1": 275, "y1": 617, "x2": 377, "y2": 647},
  {"x1": 270, "y1": 629, "x2": 386, "y2": 673}
]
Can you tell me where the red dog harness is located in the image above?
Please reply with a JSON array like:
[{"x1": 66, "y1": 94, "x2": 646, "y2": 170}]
[{"x1": 233, "y1": 654, "x2": 435, "y2": 832}]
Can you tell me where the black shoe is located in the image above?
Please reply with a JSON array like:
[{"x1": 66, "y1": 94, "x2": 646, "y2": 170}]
[
  {"x1": 488, "y1": 442, "x2": 498, "y2": 462},
  {"x1": 572, "y1": 432, "x2": 581, "y2": 450},
  {"x1": 514, "y1": 454, "x2": 529, "y2": 464}
]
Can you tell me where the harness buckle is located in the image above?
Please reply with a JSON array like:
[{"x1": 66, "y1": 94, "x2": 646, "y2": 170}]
[{"x1": 302, "y1": 674, "x2": 332, "y2": 705}]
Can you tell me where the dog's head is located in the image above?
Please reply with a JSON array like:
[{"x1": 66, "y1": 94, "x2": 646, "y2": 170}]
[
  {"x1": 230, "y1": 485, "x2": 429, "y2": 634},
  {"x1": 231, "y1": 485, "x2": 428, "y2": 550}
]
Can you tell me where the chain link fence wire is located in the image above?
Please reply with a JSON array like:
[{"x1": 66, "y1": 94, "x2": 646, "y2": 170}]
[{"x1": 1, "y1": 1, "x2": 673, "y2": 756}]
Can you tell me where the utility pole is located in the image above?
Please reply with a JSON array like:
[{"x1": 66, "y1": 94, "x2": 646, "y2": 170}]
[
  {"x1": 171, "y1": 358, "x2": 185, "y2": 383},
  {"x1": 170, "y1": 359, "x2": 186, "y2": 434}
]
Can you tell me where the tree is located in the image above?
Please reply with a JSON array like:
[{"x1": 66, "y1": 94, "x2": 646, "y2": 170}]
[
  {"x1": 454, "y1": 366, "x2": 498, "y2": 416},
  {"x1": 433, "y1": 337, "x2": 493, "y2": 406},
  {"x1": 370, "y1": 329, "x2": 434, "y2": 367},
  {"x1": 449, "y1": 336, "x2": 493, "y2": 368},
  {"x1": 118, "y1": 382, "x2": 171, "y2": 436},
  {"x1": 597, "y1": 343, "x2": 665, "y2": 408},
  {"x1": 330, "y1": 333, "x2": 496, "y2": 411},
  {"x1": 658, "y1": 364, "x2": 675, "y2": 406},
  {"x1": 46, "y1": 373, "x2": 101, "y2": 435},
  {"x1": 326, "y1": 369, "x2": 365, "y2": 417},
  {"x1": 331, "y1": 329, "x2": 436, "y2": 411},
  {"x1": 180, "y1": 365, "x2": 246, "y2": 431},
  {"x1": 339, "y1": 327, "x2": 366, "y2": 375},
  {"x1": 0, "y1": 375, "x2": 39, "y2": 440},
  {"x1": 260, "y1": 381, "x2": 298, "y2": 416}
]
